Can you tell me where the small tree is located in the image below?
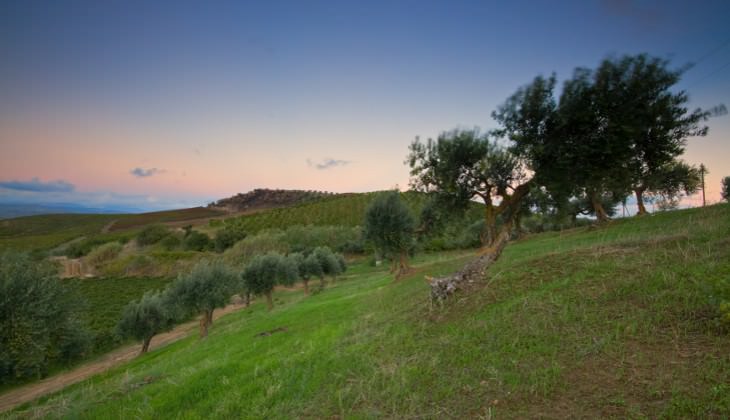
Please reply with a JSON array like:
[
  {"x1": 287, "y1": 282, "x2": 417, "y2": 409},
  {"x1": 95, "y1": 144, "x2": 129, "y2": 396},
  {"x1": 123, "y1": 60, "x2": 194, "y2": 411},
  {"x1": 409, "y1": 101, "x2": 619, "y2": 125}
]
[
  {"x1": 289, "y1": 252, "x2": 322, "y2": 295},
  {"x1": 116, "y1": 291, "x2": 176, "y2": 355},
  {"x1": 363, "y1": 192, "x2": 415, "y2": 278},
  {"x1": 722, "y1": 176, "x2": 730, "y2": 202},
  {"x1": 214, "y1": 226, "x2": 247, "y2": 253},
  {"x1": 167, "y1": 260, "x2": 236, "y2": 338},
  {"x1": 136, "y1": 225, "x2": 170, "y2": 246},
  {"x1": 312, "y1": 246, "x2": 342, "y2": 282},
  {"x1": 183, "y1": 231, "x2": 213, "y2": 252},
  {"x1": 243, "y1": 253, "x2": 298, "y2": 310}
]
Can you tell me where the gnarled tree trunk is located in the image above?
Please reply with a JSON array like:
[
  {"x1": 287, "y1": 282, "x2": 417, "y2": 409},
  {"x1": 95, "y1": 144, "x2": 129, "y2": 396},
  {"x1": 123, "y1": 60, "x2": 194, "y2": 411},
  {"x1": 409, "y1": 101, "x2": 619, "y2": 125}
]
[
  {"x1": 590, "y1": 191, "x2": 610, "y2": 223},
  {"x1": 199, "y1": 312, "x2": 209, "y2": 338},
  {"x1": 634, "y1": 188, "x2": 647, "y2": 216},
  {"x1": 140, "y1": 336, "x2": 152, "y2": 355}
]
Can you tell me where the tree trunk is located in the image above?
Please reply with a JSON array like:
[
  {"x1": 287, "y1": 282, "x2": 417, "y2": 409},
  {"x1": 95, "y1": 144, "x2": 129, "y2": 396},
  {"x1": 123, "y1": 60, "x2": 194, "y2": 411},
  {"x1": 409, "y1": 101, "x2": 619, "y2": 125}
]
[
  {"x1": 590, "y1": 191, "x2": 610, "y2": 223},
  {"x1": 635, "y1": 188, "x2": 647, "y2": 216},
  {"x1": 483, "y1": 205, "x2": 498, "y2": 247},
  {"x1": 140, "y1": 336, "x2": 152, "y2": 355},
  {"x1": 199, "y1": 314, "x2": 208, "y2": 338},
  {"x1": 206, "y1": 309, "x2": 214, "y2": 327},
  {"x1": 395, "y1": 252, "x2": 409, "y2": 279},
  {"x1": 265, "y1": 291, "x2": 273, "y2": 310},
  {"x1": 244, "y1": 292, "x2": 251, "y2": 307},
  {"x1": 303, "y1": 279, "x2": 310, "y2": 295}
]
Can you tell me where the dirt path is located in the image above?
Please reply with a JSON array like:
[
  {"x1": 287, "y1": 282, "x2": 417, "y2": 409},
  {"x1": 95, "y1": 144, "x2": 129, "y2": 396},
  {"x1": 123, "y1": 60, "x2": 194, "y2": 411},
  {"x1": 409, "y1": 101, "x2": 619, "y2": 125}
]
[
  {"x1": 0, "y1": 302, "x2": 247, "y2": 414},
  {"x1": 100, "y1": 219, "x2": 117, "y2": 233}
]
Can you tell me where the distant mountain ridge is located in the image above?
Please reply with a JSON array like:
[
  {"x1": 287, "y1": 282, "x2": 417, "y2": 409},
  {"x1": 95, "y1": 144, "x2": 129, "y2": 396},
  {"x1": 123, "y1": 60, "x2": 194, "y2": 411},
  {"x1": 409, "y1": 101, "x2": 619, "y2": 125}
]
[
  {"x1": 208, "y1": 188, "x2": 337, "y2": 213},
  {"x1": 0, "y1": 203, "x2": 143, "y2": 219}
]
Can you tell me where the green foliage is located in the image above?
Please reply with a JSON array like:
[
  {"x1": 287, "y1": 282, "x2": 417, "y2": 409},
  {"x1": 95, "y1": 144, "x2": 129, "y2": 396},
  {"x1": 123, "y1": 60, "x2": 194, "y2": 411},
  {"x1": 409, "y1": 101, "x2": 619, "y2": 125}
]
[
  {"x1": 312, "y1": 246, "x2": 343, "y2": 278},
  {"x1": 183, "y1": 230, "x2": 212, "y2": 252},
  {"x1": 64, "y1": 277, "x2": 172, "y2": 353},
  {"x1": 214, "y1": 225, "x2": 247, "y2": 253},
  {"x1": 167, "y1": 260, "x2": 237, "y2": 317},
  {"x1": 363, "y1": 192, "x2": 415, "y2": 261},
  {"x1": 85, "y1": 242, "x2": 123, "y2": 266},
  {"x1": 7, "y1": 204, "x2": 730, "y2": 418},
  {"x1": 116, "y1": 291, "x2": 176, "y2": 352},
  {"x1": 136, "y1": 225, "x2": 170, "y2": 246},
  {"x1": 242, "y1": 253, "x2": 298, "y2": 297},
  {"x1": 224, "y1": 230, "x2": 288, "y2": 265},
  {"x1": 159, "y1": 234, "x2": 182, "y2": 251},
  {"x1": 0, "y1": 252, "x2": 91, "y2": 383},
  {"x1": 722, "y1": 177, "x2": 730, "y2": 202}
]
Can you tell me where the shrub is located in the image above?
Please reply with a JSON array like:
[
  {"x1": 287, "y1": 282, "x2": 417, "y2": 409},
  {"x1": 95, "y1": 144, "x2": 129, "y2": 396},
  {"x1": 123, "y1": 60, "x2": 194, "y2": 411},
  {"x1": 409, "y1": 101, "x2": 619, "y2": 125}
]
[
  {"x1": 86, "y1": 242, "x2": 123, "y2": 266},
  {"x1": 214, "y1": 226, "x2": 247, "y2": 253},
  {"x1": 0, "y1": 252, "x2": 91, "y2": 383},
  {"x1": 160, "y1": 234, "x2": 182, "y2": 251},
  {"x1": 136, "y1": 225, "x2": 170, "y2": 246},
  {"x1": 183, "y1": 231, "x2": 212, "y2": 252},
  {"x1": 722, "y1": 176, "x2": 730, "y2": 202}
]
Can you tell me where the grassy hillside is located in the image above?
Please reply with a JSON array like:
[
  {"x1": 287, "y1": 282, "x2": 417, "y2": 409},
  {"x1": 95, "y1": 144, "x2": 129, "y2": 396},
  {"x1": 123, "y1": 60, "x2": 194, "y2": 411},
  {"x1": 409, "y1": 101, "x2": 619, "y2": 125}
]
[
  {"x1": 222, "y1": 191, "x2": 434, "y2": 234},
  {"x1": 0, "y1": 214, "x2": 118, "y2": 251},
  {"x1": 7, "y1": 204, "x2": 729, "y2": 418}
]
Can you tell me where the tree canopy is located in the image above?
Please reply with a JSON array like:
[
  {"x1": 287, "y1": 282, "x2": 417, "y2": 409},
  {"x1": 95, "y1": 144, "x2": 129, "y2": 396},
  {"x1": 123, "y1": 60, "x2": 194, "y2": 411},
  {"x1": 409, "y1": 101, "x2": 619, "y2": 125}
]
[{"x1": 363, "y1": 192, "x2": 415, "y2": 277}]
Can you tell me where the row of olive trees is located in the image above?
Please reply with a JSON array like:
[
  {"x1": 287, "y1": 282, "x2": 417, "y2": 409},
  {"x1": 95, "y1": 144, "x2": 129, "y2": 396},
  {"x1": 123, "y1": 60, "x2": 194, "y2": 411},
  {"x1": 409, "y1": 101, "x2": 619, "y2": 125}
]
[{"x1": 116, "y1": 247, "x2": 346, "y2": 354}]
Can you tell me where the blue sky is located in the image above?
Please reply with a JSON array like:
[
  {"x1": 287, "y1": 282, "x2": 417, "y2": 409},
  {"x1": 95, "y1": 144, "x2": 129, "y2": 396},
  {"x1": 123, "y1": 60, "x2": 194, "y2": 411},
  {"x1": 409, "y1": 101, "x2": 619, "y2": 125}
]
[{"x1": 1, "y1": 0, "x2": 729, "y2": 211}]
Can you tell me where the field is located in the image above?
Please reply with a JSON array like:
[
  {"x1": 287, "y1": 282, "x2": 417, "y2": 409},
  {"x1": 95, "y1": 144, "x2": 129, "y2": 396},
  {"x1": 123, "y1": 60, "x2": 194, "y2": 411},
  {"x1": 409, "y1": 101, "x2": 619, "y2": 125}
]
[
  {"x1": 0, "y1": 214, "x2": 118, "y2": 251},
  {"x1": 64, "y1": 277, "x2": 174, "y2": 352},
  {"x1": 223, "y1": 191, "x2": 477, "y2": 234},
  {"x1": 6, "y1": 204, "x2": 729, "y2": 418}
]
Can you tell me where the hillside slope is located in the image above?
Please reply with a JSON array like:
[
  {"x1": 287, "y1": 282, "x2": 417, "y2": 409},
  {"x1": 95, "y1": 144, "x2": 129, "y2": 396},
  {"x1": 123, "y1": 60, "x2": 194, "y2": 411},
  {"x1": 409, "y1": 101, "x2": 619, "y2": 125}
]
[{"x1": 5, "y1": 204, "x2": 730, "y2": 418}]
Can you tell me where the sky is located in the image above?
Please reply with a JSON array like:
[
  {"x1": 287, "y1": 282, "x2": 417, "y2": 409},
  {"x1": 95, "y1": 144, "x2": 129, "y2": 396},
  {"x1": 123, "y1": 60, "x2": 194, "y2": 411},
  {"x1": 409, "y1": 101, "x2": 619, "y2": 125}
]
[{"x1": 1, "y1": 0, "x2": 729, "y2": 212}]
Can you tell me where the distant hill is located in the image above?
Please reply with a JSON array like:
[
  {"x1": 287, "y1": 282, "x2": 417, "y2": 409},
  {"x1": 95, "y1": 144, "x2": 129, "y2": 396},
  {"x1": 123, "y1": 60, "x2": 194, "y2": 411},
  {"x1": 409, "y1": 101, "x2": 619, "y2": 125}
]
[
  {"x1": 0, "y1": 203, "x2": 141, "y2": 220},
  {"x1": 208, "y1": 189, "x2": 335, "y2": 213},
  {"x1": 223, "y1": 191, "x2": 444, "y2": 234}
]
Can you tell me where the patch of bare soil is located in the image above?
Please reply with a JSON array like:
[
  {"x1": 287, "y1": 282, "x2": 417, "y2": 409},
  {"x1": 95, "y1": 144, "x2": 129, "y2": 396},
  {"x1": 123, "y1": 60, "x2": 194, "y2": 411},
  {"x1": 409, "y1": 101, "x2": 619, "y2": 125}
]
[{"x1": 0, "y1": 302, "x2": 247, "y2": 414}]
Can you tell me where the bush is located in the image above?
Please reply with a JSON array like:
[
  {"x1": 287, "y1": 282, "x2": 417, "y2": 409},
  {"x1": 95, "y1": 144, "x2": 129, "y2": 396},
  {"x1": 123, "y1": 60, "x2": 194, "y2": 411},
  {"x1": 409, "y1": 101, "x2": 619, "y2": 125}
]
[
  {"x1": 160, "y1": 234, "x2": 182, "y2": 251},
  {"x1": 136, "y1": 225, "x2": 170, "y2": 246},
  {"x1": 722, "y1": 176, "x2": 730, "y2": 202},
  {"x1": 214, "y1": 226, "x2": 247, "y2": 253},
  {"x1": 183, "y1": 231, "x2": 212, "y2": 252},
  {"x1": 0, "y1": 252, "x2": 91, "y2": 383},
  {"x1": 86, "y1": 242, "x2": 123, "y2": 266}
]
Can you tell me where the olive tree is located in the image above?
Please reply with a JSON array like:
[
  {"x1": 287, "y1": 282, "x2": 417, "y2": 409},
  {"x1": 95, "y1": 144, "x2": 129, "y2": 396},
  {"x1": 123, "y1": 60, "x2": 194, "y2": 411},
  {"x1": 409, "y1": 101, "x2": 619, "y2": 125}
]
[
  {"x1": 116, "y1": 291, "x2": 176, "y2": 355},
  {"x1": 242, "y1": 253, "x2": 298, "y2": 310},
  {"x1": 167, "y1": 260, "x2": 237, "y2": 338},
  {"x1": 363, "y1": 192, "x2": 415, "y2": 277},
  {"x1": 0, "y1": 252, "x2": 90, "y2": 382},
  {"x1": 289, "y1": 252, "x2": 322, "y2": 295}
]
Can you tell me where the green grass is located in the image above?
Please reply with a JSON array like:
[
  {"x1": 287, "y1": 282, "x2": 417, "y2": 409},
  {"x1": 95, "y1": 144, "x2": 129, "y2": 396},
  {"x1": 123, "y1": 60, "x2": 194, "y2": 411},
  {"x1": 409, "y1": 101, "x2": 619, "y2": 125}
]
[{"x1": 5, "y1": 204, "x2": 730, "y2": 418}]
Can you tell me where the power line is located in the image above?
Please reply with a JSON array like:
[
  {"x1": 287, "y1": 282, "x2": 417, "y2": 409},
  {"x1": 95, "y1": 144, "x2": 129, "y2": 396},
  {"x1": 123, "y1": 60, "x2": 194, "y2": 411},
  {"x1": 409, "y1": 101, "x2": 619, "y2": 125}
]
[
  {"x1": 691, "y1": 35, "x2": 730, "y2": 68},
  {"x1": 685, "y1": 59, "x2": 730, "y2": 89}
]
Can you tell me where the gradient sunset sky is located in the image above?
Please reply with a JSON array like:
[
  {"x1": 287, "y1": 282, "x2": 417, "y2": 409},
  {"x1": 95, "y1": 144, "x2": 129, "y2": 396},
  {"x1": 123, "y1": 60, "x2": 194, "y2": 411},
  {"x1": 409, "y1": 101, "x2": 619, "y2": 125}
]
[{"x1": 1, "y1": 0, "x2": 729, "y2": 211}]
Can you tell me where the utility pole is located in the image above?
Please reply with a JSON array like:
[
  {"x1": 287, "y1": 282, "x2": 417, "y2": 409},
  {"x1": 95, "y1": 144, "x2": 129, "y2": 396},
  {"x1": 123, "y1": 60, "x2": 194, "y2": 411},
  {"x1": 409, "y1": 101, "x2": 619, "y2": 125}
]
[{"x1": 700, "y1": 164, "x2": 707, "y2": 207}]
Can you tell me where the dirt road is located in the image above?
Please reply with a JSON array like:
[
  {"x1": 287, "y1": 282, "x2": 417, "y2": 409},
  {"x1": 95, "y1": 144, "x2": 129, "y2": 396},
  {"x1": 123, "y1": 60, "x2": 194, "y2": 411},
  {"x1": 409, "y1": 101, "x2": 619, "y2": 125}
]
[{"x1": 0, "y1": 302, "x2": 247, "y2": 414}]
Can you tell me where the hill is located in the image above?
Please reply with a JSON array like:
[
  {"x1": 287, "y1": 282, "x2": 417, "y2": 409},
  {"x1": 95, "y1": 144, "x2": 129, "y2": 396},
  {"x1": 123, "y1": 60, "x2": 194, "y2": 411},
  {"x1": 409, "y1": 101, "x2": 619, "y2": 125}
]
[
  {"x1": 208, "y1": 188, "x2": 335, "y2": 213},
  {"x1": 221, "y1": 190, "x2": 441, "y2": 234},
  {"x1": 5, "y1": 204, "x2": 728, "y2": 418}
]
